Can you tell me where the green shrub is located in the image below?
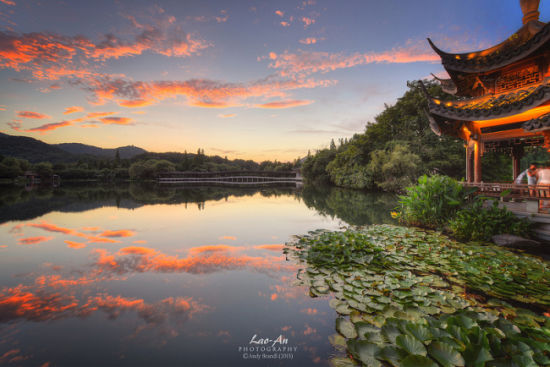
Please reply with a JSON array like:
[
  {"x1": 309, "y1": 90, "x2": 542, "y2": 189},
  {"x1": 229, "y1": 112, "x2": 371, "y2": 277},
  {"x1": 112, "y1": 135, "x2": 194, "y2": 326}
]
[
  {"x1": 449, "y1": 198, "x2": 531, "y2": 241},
  {"x1": 398, "y1": 175, "x2": 474, "y2": 228}
]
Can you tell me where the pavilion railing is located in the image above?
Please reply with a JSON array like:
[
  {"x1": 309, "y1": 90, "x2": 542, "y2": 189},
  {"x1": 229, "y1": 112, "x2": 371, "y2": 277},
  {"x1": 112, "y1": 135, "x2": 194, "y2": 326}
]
[{"x1": 460, "y1": 182, "x2": 550, "y2": 200}]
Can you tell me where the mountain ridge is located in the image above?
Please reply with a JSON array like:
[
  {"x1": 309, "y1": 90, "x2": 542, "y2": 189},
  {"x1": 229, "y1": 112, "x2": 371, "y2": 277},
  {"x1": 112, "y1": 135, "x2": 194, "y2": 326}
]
[{"x1": 0, "y1": 132, "x2": 147, "y2": 162}]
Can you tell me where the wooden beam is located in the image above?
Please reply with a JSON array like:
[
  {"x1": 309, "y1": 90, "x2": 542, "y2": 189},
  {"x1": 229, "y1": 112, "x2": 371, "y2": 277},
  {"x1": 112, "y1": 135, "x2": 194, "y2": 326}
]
[
  {"x1": 512, "y1": 146, "x2": 524, "y2": 180},
  {"x1": 474, "y1": 141, "x2": 482, "y2": 183},
  {"x1": 466, "y1": 145, "x2": 473, "y2": 182}
]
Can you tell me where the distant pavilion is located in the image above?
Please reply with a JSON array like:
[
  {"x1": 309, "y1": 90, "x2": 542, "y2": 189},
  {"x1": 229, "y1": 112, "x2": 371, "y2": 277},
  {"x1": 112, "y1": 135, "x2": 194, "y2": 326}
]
[{"x1": 423, "y1": 0, "x2": 550, "y2": 183}]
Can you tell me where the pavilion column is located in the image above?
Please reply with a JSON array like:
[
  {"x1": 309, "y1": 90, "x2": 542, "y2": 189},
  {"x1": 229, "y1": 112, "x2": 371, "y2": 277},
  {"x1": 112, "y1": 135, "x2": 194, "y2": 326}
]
[
  {"x1": 511, "y1": 146, "x2": 524, "y2": 180},
  {"x1": 466, "y1": 145, "x2": 473, "y2": 182},
  {"x1": 474, "y1": 141, "x2": 482, "y2": 183}
]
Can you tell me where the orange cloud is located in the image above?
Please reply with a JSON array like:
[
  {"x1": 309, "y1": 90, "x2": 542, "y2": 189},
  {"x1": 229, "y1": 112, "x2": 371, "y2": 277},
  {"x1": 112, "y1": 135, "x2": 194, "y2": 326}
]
[
  {"x1": 98, "y1": 116, "x2": 133, "y2": 125},
  {"x1": 280, "y1": 21, "x2": 290, "y2": 27},
  {"x1": 25, "y1": 120, "x2": 73, "y2": 134},
  {"x1": 0, "y1": 0, "x2": 16, "y2": 5},
  {"x1": 133, "y1": 240, "x2": 148, "y2": 244},
  {"x1": 301, "y1": 308, "x2": 318, "y2": 315},
  {"x1": 303, "y1": 325, "x2": 316, "y2": 335},
  {"x1": 217, "y1": 113, "x2": 236, "y2": 118},
  {"x1": 255, "y1": 100, "x2": 313, "y2": 109},
  {"x1": 65, "y1": 240, "x2": 86, "y2": 249},
  {"x1": 118, "y1": 99, "x2": 153, "y2": 108},
  {"x1": 253, "y1": 244, "x2": 284, "y2": 251},
  {"x1": 86, "y1": 111, "x2": 115, "y2": 118},
  {"x1": 270, "y1": 293, "x2": 278, "y2": 301},
  {"x1": 301, "y1": 17, "x2": 316, "y2": 28},
  {"x1": 0, "y1": 284, "x2": 209, "y2": 330},
  {"x1": 26, "y1": 220, "x2": 126, "y2": 244},
  {"x1": 267, "y1": 43, "x2": 440, "y2": 77},
  {"x1": 63, "y1": 106, "x2": 84, "y2": 114},
  {"x1": 299, "y1": 37, "x2": 319, "y2": 45},
  {"x1": 188, "y1": 244, "x2": 244, "y2": 254},
  {"x1": 219, "y1": 236, "x2": 237, "y2": 241},
  {"x1": 119, "y1": 246, "x2": 156, "y2": 255},
  {"x1": 100, "y1": 229, "x2": 135, "y2": 238},
  {"x1": 92, "y1": 246, "x2": 292, "y2": 275},
  {"x1": 275, "y1": 10, "x2": 284, "y2": 17},
  {"x1": 18, "y1": 236, "x2": 53, "y2": 245},
  {"x1": 0, "y1": 20, "x2": 210, "y2": 81},
  {"x1": 86, "y1": 75, "x2": 333, "y2": 109},
  {"x1": 28, "y1": 222, "x2": 74, "y2": 234},
  {"x1": 17, "y1": 111, "x2": 50, "y2": 119}
]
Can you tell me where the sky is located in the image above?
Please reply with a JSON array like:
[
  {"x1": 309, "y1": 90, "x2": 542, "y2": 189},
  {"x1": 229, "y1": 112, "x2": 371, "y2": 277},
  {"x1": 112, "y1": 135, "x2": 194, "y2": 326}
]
[{"x1": 0, "y1": 0, "x2": 549, "y2": 162}]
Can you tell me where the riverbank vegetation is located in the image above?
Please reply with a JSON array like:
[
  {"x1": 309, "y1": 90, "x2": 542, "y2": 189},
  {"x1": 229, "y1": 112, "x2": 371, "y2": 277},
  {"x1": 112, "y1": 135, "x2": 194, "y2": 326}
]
[
  {"x1": 286, "y1": 225, "x2": 550, "y2": 367},
  {"x1": 0, "y1": 150, "x2": 297, "y2": 182},
  {"x1": 302, "y1": 81, "x2": 550, "y2": 192},
  {"x1": 397, "y1": 175, "x2": 532, "y2": 241}
]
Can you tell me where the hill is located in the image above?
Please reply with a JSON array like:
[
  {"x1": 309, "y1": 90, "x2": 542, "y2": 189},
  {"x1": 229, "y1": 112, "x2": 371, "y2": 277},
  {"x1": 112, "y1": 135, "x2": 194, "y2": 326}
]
[
  {"x1": 0, "y1": 132, "x2": 73, "y2": 163},
  {"x1": 0, "y1": 133, "x2": 147, "y2": 162},
  {"x1": 56, "y1": 143, "x2": 146, "y2": 159}
]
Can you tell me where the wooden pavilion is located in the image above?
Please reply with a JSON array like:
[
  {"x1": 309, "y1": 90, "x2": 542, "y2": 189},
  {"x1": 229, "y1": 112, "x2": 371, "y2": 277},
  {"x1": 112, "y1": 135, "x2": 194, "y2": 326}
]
[{"x1": 422, "y1": 0, "x2": 550, "y2": 184}]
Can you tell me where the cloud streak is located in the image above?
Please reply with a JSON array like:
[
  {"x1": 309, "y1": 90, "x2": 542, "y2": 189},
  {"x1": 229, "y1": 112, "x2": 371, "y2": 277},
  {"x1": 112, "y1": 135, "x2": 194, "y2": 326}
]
[{"x1": 17, "y1": 111, "x2": 50, "y2": 119}]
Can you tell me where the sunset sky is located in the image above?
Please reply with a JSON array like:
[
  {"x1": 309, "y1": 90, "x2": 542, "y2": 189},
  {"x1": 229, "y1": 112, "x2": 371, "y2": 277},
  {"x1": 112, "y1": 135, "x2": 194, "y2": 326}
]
[{"x1": 1, "y1": 0, "x2": 548, "y2": 161}]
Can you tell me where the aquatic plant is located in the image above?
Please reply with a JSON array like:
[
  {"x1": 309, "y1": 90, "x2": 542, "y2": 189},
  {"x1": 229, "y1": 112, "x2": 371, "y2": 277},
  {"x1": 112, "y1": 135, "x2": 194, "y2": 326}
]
[
  {"x1": 398, "y1": 175, "x2": 474, "y2": 229},
  {"x1": 286, "y1": 225, "x2": 550, "y2": 367},
  {"x1": 449, "y1": 198, "x2": 532, "y2": 241}
]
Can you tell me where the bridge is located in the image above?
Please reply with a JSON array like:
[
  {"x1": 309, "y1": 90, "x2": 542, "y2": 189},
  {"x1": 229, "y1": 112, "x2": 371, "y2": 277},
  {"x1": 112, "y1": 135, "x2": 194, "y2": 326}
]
[{"x1": 157, "y1": 170, "x2": 302, "y2": 186}]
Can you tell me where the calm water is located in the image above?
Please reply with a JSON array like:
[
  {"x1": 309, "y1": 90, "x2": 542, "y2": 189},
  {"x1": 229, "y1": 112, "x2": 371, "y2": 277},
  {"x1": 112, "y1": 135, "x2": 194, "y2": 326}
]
[{"x1": 0, "y1": 184, "x2": 396, "y2": 367}]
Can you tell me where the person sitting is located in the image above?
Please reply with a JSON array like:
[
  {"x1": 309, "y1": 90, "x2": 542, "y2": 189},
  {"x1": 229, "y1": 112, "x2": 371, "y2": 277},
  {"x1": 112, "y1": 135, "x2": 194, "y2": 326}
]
[{"x1": 515, "y1": 164, "x2": 538, "y2": 196}]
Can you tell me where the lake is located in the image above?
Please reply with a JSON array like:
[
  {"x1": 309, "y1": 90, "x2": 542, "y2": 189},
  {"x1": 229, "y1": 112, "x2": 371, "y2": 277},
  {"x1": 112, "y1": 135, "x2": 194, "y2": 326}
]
[{"x1": 0, "y1": 183, "x2": 396, "y2": 367}]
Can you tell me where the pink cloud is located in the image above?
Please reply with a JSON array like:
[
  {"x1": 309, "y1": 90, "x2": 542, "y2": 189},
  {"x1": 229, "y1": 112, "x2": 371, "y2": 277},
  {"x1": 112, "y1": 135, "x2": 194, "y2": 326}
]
[
  {"x1": 98, "y1": 116, "x2": 133, "y2": 125},
  {"x1": 255, "y1": 99, "x2": 313, "y2": 109},
  {"x1": 267, "y1": 43, "x2": 440, "y2": 77},
  {"x1": 17, "y1": 111, "x2": 50, "y2": 119},
  {"x1": 301, "y1": 16, "x2": 316, "y2": 28},
  {"x1": 63, "y1": 106, "x2": 84, "y2": 114},
  {"x1": 18, "y1": 236, "x2": 54, "y2": 245},
  {"x1": 85, "y1": 75, "x2": 334, "y2": 109},
  {"x1": 25, "y1": 120, "x2": 72, "y2": 134},
  {"x1": 280, "y1": 21, "x2": 290, "y2": 27},
  {"x1": 299, "y1": 37, "x2": 321, "y2": 45},
  {"x1": 0, "y1": 0, "x2": 16, "y2": 5},
  {"x1": 218, "y1": 113, "x2": 236, "y2": 118}
]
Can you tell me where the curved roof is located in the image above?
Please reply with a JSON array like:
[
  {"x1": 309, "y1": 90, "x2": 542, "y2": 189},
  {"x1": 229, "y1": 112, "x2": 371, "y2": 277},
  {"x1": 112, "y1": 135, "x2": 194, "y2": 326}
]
[
  {"x1": 427, "y1": 21, "x2": 550, "y2": 73},
  {"x1": 422, "y1": 79, "x2": 550, "y2": 121},
  {"x1": 523, "y1": 111, "x2": 550, "y2": 131}
]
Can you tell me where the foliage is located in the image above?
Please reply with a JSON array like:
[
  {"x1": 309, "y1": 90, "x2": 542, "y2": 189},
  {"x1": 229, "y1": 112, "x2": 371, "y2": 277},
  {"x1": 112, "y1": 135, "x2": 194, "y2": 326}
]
[
  {"x1": 129, "y1": 159, "x2": 176, "y2": 179},
  {"x1": 0, "y1": 156, "x2": 30, "y2": 179},
  {"x1": 398, "y1": 175, "x2": 473, "y2": 228},
  {"x1": 367, "y1": 143, "x2": 421, "y2": 192},
  {"x1": 33, "y1": 161, "x2": 54, "y2": 176},
  {"x1": 302, "y1": 81, "x2": 467, "y2": 191},
  {"x1": 286, "y1": 225, "x2": 550, "y2": 367},
  {"x1": 327, "y1": 144, "x2": 373, "y2": 189},
  {"x1": 449, "y1": 198, "x2": 532, "y2": 242},
  {"x1": 302, "y1": 149, "x2": 338, "y2": 184}
]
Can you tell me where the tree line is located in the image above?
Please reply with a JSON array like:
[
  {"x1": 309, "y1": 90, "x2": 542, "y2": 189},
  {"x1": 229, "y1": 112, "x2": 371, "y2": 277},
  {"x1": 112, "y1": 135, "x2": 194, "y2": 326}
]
[
  {"x1": 0, "y1": 148, "x2": 298, "y2": 182},
  {"x1": 301, "y1": 80, "x2": 548, "y2": 191}
]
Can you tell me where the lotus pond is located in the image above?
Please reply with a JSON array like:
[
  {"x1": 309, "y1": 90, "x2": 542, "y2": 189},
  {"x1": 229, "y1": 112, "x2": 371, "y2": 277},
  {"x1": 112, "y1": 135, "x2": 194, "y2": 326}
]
[
  {"x1": 285, "y1": 225, "x2": 550, "y2": 367},
  {"x1": 0, "y1": 184, "x2": 549, "y2": 366}
]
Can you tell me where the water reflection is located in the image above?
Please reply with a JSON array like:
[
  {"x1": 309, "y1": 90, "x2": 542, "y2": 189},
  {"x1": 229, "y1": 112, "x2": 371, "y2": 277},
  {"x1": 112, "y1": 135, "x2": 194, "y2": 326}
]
[{"x1": 0, "y1": 184, "x2": 396, "y2": 366}]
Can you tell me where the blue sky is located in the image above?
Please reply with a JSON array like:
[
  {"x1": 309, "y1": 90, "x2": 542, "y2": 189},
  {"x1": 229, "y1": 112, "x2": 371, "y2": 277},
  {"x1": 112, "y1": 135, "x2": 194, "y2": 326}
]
[{"x1": 0, "y1": 0, "x2": 548, "y2": 160}]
